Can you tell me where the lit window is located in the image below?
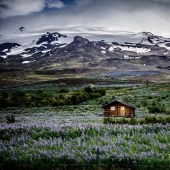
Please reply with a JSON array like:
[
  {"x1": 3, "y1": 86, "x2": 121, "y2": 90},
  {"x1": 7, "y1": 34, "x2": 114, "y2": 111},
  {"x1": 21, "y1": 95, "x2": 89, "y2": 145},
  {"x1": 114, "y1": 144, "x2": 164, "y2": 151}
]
[
  {"x1": 111, "y1": 106, "x2": 115, "y2": 110},
  {"x1": 121, "y1": 107, "x2": 125, "y2": 110}
]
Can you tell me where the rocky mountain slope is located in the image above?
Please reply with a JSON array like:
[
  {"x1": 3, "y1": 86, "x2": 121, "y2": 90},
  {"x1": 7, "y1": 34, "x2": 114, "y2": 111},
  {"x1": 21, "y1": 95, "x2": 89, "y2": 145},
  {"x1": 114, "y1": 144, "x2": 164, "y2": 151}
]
[{"x1": 0, "y1": 31, "x2": 170, "y2": 71}]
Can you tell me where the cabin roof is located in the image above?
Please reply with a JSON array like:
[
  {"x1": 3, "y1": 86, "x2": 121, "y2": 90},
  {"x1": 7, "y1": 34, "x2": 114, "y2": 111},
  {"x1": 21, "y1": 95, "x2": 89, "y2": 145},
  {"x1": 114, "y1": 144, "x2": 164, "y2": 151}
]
[{"x1": 102, "y1": 100, "x2": 136, "y2": 109}]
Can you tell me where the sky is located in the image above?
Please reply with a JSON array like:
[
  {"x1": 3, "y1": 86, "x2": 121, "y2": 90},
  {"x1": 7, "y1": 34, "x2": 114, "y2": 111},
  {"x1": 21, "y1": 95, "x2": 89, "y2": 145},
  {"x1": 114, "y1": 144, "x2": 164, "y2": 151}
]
[{"x1": 0, "y1": 0, "x2": 170, "y2": 44}]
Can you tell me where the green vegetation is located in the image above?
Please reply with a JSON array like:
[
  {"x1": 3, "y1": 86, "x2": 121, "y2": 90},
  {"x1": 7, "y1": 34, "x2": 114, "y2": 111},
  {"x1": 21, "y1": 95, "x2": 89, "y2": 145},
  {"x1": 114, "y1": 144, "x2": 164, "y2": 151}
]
[
  {"x1": 5, "y1": 114, "x2": 15, "y2": 123},
  {"x1": 1, "y1": 81, "x2": 170, "y2": 169},
  {"x1": 104, "y1": 116, "x2": 170, "y2": 125},
  {"x1": 0, "y1": 87, "x2": 106, "y2": 108}
]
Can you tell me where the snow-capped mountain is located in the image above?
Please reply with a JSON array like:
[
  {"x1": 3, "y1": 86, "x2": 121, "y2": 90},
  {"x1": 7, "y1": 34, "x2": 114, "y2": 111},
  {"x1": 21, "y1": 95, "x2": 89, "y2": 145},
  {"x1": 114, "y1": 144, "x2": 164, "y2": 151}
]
[
  {"x1": 0, "y1": 43, "x2": 21, "y2": 55},
  {"x1": 0, "y1": 32, "x2": 67, "y2": 59},
  {"x1": 0, "y1": 31, "x2": 170, "y2": 70}
]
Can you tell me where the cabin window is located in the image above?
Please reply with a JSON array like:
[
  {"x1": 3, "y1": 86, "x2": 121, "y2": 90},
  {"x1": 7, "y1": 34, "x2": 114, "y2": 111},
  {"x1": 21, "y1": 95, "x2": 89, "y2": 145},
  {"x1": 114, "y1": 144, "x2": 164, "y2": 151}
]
[
  {"x1": 121, "y1": 107, "x2": 125, "y2": 110},
  {"x1": 111, "y1": 106, "x2": 115, "y2": 110}
]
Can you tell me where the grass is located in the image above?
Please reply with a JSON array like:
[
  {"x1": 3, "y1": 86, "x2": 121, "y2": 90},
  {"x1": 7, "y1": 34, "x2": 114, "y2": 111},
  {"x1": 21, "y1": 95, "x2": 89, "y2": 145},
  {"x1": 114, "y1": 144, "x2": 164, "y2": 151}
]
[{"x1": 1, "y1": 82, "x2": 170, "y2": 169}]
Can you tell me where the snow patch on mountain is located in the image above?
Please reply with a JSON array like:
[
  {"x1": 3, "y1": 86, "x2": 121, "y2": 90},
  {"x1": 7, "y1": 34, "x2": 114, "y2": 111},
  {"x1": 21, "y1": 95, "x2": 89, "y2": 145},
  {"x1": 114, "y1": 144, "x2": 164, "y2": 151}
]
[
  {"x1": 22, "y1": 54, "x2": 32, "y2": 58},
  {"x1": 1, "y1": 55, "x2": 7, "y2": 59},
  {"x1": 42, "y1": 49, "x2": 51, "y2": 53},
  {"x1": 109, "y1": 45, "x2": 150, "y2": 53},
  {"x1": 2, "y1": 49, "x2": 8, "y2": 52},
  {"x1": 6, "y1": 40, "x2": 38, "y2": 55},
  {"x1": 124, "y1": 54, "x2": 141, "y2": 60},
  {"x1": 22, "y1": 60, "x2": 36, "y2": 64},
  {"x1": 158, "y1": 42, "x2": 170, "y2": 50},
  {"x1": 58, "y1": 44, "x2": 67, "y2": 48}
]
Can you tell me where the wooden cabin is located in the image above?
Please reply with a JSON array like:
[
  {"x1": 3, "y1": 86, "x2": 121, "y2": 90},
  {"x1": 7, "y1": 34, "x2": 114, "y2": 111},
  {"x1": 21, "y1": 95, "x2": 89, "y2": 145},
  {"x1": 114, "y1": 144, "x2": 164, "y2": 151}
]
[{"x1": 102, "y1": 100, "x2": 135, "y2": 118}]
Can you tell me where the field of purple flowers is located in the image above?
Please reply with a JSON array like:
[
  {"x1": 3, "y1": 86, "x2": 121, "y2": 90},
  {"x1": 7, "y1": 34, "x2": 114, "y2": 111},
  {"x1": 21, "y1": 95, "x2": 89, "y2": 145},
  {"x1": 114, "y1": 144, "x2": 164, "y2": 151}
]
[
  {"x1": 1, "y1": 83, "x2": 170, "y2": 169},
  {"x1": 0, "y1": 111, "x2": 170, "y2": 169}
]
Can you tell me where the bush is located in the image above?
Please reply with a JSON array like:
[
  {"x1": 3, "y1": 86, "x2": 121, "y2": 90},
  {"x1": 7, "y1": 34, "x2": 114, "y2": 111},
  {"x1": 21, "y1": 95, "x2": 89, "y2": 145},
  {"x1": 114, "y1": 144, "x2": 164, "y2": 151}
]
[
  {"x1": 70, "y1": 95, "x2": 78, "y2": 105},
  {"x1": 6, "y1": 114, "x2": 15, "y2": 123},
  {"x1": 103, "y1": 116, "x2": 170, "y2": 125},
  {"x1": 1, "y1": 91, "x2": 8, "y2": 99},
  {"x1": 148, "y1": 105, "x2": 166, "y2": 113},
  {"x1": 0, "y1": 99, "x2": 7, "y2": 108},
  {"x1": 129, "y1": 118, "x2": 138, "y2": 125},
  {"x1": 84, "y1": 86, "x2": 93, "y2": 93},
  {"x1": 59, "y1": 94, "x2": 65, "y2": 99},
  {"x1": 0, "y1": 84, "x2": 106, "y2": 107},
  {"x1": 103, "y1": 117, "x2": 112, "y2": 124},
  {"x1": 145, "y1": 116, "x2": 157, "y2": 123},
  {"x1": 11, "y1": 90, "x2": 25, "y2": 98},
  {"x1": 117, "y1": 118, "x2": 129, "y2": 124},
  {"x1": 141, "y1": 100, "x2": 148, "y2": 107},
  {"x1": 147, "y1": 96, "x2": 153, "y2": 99},
  {"x1": 65, "y1": 99, "x2": 72, "y2": 105},
  {"x1": 59, "y1": 88, "x2": 69, "y2": 93},
  {"x1": 94, "y1": 88, "x2": 106, "y2": 96}
]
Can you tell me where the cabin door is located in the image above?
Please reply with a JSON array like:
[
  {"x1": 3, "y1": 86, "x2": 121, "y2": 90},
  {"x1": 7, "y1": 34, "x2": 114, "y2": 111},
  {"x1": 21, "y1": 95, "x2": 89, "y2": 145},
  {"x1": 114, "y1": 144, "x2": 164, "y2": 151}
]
[{"x1": 120, "y1": 106, "x2": 125, "y2": 116}]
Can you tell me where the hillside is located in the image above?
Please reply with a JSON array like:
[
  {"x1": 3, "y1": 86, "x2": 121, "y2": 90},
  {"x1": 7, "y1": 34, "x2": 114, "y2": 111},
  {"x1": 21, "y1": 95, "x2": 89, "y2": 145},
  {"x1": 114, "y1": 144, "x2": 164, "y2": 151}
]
[{"x1": 1, "y1": 31, "x2": 170, "y2": 85}]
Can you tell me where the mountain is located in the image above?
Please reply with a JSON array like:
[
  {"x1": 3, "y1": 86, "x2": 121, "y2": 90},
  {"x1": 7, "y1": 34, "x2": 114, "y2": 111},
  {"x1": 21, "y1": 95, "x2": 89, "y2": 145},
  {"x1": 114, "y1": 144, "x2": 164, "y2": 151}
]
[
  {"x1": 0, "y1": 32, "x2": 67, "y2": 59},
  {"x1": 0, "y1": 43, "x2": 21, "y2": 56},
  {"x1": 0, "y1": 31, "x2": 170, "y2": 71}
]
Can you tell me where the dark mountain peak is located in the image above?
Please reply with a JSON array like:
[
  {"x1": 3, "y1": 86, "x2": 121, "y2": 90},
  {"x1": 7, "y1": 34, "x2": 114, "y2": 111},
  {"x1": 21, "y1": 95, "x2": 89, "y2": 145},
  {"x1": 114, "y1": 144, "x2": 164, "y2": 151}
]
[
  {"x1": 0, "y1": 42, "x2": 21, "y2": 52},
  {"x1": 73, "y1": 36, "x2": 89, "y2": 43},
  {"x1": 142, "y1": 31, "x2": 154, "y2": 37},
  {"x1": 36, "y1": 32, "x2": 67, "y2": 45}
]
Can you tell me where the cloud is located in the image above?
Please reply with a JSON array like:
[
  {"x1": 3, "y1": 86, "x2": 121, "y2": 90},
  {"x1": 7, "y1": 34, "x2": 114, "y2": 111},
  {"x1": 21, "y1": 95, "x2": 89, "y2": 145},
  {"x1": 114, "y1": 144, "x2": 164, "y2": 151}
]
[
  {"x1": 73, "y1": 0, "x2": 95, "y2": 7},
  {"x1": 0, "y1": 0, "x2": 66, "y2": 18},
  {"x1": 0, "y1": 0, "x2": 170, "y2": 37},
  {"x1": 47, "y1": 0, "x2": 65, "y2": 8},
  {"x1": 0, "y1": 0, "x2": 46, "y2": 18}
]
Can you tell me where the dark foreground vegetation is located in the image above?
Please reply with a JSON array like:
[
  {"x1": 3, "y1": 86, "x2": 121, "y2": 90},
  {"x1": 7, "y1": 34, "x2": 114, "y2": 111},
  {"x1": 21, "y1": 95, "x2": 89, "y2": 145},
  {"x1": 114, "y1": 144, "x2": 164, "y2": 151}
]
[
  {"x1": 1, "y1": 82, "x2": 170, "y2": 170},
  {"x1": 0, "y1": 86, "x2": 106, "y2": 107},
  {"x1": 104, "y1": 116, "x2": 170, "y2": 125}
]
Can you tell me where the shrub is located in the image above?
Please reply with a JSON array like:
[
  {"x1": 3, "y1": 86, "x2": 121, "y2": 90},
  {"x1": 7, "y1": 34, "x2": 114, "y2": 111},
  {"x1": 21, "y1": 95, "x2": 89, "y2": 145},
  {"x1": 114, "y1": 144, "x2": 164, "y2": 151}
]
[
  {"x1": 129, "y1": 118, "x2": 138, "y2": 125},
  {"x1": 70, "y1": 95, "x2": 78, "y2": 105},
  {"x1": 141, "y1": 100, "x2": 148, "y2": 107},
  {"x1": 145, "y1": 116, "x2": 157, "y2": 123},
  {"x1": 76, "y1": 95, "x2": 85, "y2": 103},
  {"x1": 11, "y1": 90, "x2": 25, "y2": 98},
  {"x1": 104, "y1": 116, "x2": 170, "y2": 125},
  {"x1": 166, "y1": 116, "x2": 170, "y2": 123},
  {"x1": 81, "y1": 93, "x2": 89, "y2": 101},
  {"x1": 84, "y1": 86, "x2": 93, "y2": 93},
  {"x1": 147, "y1": 96, "x2": 153, "y2": 99},
  {"x1": 6, "y1": 114, "x2": 15, "y2": 123},
  {"x1": 103, "y1": 117, "x2": 113, "y2": 124},
  {"x1": 59, "y1": 94, "x2": 65, "y2": 99},
  {"x1": 52, "y1": 101, "x2": 59, "y2": 106},
  {"x1": 148, "y1": 105, "x2": 166, "y2": 113},
  {"x1": 36, "y1": 90, "x2": 43, "y2": 94},
  {"x1": 117, "y1": 118, "x2": 129, "y2": 124},
  {"x1": 165, "y1": 110, "x2": 170, "y2": 115},
  {"x1": 94, "y1": 88, "x2": 106, "y2": 96},
  {"x1": 59, "y1": 88, "x2": 69, "y2": 93},
  {"x1": 1, "y1": 91, "x2": 8, "y2": 99},
  {"x1": 156, "y1": 116, "x2": 167, "y2": 125},
  {"x1": 65, "y1": 99, "x2": 72, "y2": 105},
  {"x1": 0, "y1": 99, "x2": 7, "y2": 108}
]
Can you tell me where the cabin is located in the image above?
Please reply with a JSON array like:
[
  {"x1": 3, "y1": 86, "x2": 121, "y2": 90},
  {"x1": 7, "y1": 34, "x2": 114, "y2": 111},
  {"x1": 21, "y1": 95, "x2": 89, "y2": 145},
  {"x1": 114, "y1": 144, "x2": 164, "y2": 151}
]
[{"x1": 102, "y1": 100, "x2": 135, "y2": 118}]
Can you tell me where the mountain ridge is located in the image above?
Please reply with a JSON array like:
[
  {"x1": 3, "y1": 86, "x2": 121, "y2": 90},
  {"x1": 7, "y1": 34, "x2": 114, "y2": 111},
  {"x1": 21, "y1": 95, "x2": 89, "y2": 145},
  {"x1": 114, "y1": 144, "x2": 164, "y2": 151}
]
[{"x1": 0, "y1": 31, "x2": 170, "y2": 72}]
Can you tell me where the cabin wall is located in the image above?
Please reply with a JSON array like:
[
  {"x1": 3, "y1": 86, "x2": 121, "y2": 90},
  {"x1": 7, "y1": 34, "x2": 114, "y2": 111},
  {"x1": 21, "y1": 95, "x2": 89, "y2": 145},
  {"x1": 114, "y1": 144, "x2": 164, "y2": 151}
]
[{"x1": 103, "y1": 103, "x2": 134, "y2": 117}]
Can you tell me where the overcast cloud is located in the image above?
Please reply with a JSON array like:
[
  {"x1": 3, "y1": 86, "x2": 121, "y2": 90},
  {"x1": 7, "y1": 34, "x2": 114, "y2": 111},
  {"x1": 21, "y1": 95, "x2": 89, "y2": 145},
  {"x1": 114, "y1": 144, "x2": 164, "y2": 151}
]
[
  {"x1": 0, "y1": 0, "x2": 170, "y2": 38},
  {"x1": 0, "y1": 0, "x2": 66, "y2": 18}
]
